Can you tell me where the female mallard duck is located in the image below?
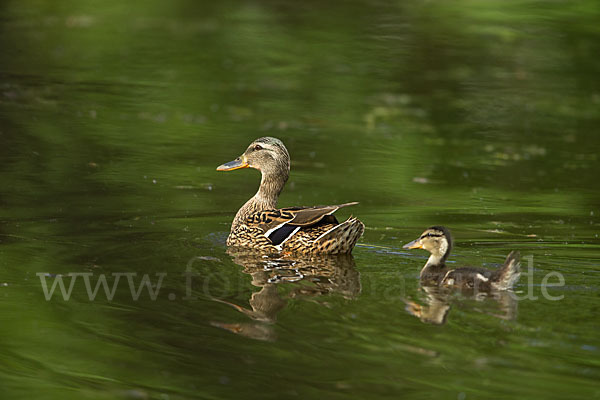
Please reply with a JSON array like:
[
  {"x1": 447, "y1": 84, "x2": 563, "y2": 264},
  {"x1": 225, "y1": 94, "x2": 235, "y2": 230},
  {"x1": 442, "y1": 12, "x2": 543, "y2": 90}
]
[
  {"x1": 217, "y1": 137, "x2": 364, "y2": 254},
  {"x1": 403, "y1": 226, "x2": 520, "y2": 291}
]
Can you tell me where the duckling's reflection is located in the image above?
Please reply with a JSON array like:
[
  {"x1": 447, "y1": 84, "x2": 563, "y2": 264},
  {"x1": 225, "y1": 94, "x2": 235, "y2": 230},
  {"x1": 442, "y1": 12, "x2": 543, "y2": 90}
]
[
  {"x1": 403, "y1": 285, "x2": 518, "y2": 325},
  {"x1": 211, "y1": 249, "x2": 360, "y2": 340}
]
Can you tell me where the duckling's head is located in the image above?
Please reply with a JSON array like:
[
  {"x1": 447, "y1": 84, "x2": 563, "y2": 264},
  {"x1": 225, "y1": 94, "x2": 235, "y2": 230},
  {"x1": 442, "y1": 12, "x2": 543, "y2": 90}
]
[
  {"x1": 217, "y1": 137, "x2": 290, "y2": 178},
  {"x1": 403, "y1": 226, "x2": 452, "y2": 262}
]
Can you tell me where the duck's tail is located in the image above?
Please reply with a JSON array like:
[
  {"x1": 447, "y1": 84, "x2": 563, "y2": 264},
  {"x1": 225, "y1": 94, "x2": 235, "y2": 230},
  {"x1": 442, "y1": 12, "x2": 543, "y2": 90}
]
[
  {"x1": 315, "y1": 217, "x2": 365, "y2": 254},
  {"x1": 491, "y1": 251, "x2": 521, "y2": 290}
]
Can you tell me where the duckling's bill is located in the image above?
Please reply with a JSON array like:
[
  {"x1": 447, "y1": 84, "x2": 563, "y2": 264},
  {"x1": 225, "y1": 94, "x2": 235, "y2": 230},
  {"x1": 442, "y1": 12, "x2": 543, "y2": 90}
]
[
  {"x1": 403, "y1": 239, "x2": 423, "y2": 249},
  {"x1": 217, "y1": 158, "x2": 249, "y2": 171}
]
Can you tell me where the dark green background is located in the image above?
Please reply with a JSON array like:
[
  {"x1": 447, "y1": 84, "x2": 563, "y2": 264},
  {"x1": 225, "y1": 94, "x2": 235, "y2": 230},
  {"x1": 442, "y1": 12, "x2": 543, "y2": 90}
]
[{"x1": 1, "y1": 0, "x2": 599, "y2": 399}]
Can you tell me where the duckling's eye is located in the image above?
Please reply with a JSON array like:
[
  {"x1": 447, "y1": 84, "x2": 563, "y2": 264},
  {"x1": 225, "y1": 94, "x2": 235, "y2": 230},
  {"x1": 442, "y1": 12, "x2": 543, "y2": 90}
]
[{"x1": 254, "y1": 144, "x2": 263, "y2": 151}]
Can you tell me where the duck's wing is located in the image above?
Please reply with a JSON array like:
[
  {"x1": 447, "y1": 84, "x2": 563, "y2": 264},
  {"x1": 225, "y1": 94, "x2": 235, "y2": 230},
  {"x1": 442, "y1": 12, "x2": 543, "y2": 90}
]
[
  {"x1": 440, "y1": 267, "x2": 493, "y2": 288},
  {"x1": 246, "y1": 202, "x2": 359, "y2": 246},
  {"x1": 280, "y1": 202, "x2": 359, "y2": 226}
]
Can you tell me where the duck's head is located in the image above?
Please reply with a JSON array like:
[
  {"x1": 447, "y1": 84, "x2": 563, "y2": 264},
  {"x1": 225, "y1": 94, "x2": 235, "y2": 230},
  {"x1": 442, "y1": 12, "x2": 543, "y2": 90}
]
[
  {"x1": 217, "y1": 137, "x2": 290, "y2": 178},
  {"x1": 403, "y1": 226, "x2": 453, "y2": 262}
]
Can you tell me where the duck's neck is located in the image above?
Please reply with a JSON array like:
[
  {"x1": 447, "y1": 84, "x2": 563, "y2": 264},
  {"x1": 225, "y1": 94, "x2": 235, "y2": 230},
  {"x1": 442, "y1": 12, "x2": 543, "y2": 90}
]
[
  {"x1": 420, "y1": 241, "x2": 451, "y2": 279},
  {"x1": 255, "y1": 171, "x2": 287, "y2": 206},
  {"x1": 231, "y1": 170, "x2": 288, "y2": 231},
  {"x1": 420, "y1": 255, "x2": 446, "y2": 277}
]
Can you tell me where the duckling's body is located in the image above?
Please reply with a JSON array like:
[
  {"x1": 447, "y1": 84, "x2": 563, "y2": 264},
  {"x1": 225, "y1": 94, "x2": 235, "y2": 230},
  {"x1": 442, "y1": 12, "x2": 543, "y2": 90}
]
[
  {"x1": 217, "y1": 137, "x2": 364, "y2": 254},
  {"x1": 404, "y1": 226, "x2": 520, "y2": 291}
]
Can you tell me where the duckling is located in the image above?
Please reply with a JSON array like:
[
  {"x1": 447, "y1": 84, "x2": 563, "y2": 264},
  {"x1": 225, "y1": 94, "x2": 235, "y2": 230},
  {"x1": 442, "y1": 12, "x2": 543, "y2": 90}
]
[
  {"x1": 217, "y1": 137, "x2": 364, "y2": 254},
  {"x1": 403, "y1": 226, "x2": 520, "y2": 291}
]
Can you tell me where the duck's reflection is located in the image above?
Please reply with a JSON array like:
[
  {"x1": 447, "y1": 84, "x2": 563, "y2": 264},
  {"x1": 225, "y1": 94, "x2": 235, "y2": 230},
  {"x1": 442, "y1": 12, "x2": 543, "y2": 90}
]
[
  {"x1": 403, "y1": 285, "x2": 518, "y2": 325},
  {"x1": 211, "y1": 250, "x2": 360, "y2": 340}
]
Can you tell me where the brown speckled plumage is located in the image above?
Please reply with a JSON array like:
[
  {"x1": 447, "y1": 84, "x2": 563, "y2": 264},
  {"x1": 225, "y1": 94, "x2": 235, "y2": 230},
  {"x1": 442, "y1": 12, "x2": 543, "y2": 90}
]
[{"x1": 217, "y1": 137, "x2": 364, "y2": 254}]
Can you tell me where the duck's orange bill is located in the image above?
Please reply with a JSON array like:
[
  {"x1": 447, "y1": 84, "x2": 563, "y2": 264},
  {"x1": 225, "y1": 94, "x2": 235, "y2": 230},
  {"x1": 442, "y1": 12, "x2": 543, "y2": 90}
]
[
  {"x1": 217, "y1": 159, "x2": 249, "y2": 171},
  {"x1": 402, "y1": 239, "x2": 423, "y2": 249}
]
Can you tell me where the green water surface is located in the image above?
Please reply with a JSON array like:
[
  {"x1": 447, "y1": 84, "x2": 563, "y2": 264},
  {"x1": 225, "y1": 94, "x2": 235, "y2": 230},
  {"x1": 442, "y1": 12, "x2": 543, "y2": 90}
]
[{"x1": 1, "y1": 0, "x2": 599, "y2": 399}]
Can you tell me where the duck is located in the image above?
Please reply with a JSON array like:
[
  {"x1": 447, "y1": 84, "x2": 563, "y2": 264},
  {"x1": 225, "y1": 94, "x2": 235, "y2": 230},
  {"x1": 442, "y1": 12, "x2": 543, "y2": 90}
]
[
  {"x1": 216, "y1": 137, "x2": 364, "y2": 254},
  {"x1": 403, "y1": 226, "x2": 520, "y2": 291}
]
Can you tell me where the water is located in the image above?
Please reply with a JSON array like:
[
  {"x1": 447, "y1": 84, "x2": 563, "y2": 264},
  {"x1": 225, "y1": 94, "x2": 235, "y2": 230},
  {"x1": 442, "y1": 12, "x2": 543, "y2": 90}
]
[{"x1": 1, "y1": 0, "x2": 599, "y2": 398}]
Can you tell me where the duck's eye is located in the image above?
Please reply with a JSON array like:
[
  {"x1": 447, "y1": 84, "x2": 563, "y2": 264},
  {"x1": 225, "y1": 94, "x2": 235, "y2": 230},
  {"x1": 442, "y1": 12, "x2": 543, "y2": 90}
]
[{"x1": 254, "y1": 144, "x2": 263, "y2": 151}]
